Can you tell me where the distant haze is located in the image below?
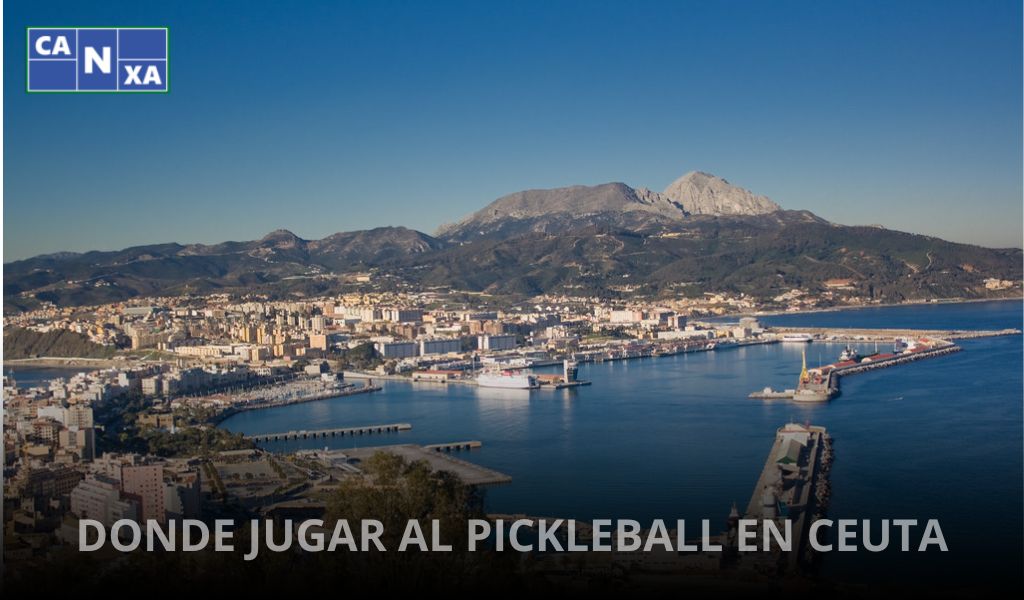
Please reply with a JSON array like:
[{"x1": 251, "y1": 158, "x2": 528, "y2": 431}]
[{"x1": 3, "y1": 0, "x2": 1022, "y2": 260}]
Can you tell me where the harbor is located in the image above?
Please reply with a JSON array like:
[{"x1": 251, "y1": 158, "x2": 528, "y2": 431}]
[
  {"x1": 407, "y1": 358, "x2": 593, "y2": 390},
  {"x1": 750, "y1": 337, "x2": 963, "y2": 402},
  {"x1": 214, "y1": 300, "x2": 1023, "y2": 586},
  {"x1": 346, "y1": 324, "x2": 1014, "y2": 398}
]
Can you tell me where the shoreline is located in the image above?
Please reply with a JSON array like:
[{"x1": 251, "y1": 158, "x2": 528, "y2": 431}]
[
  {"x1": 212, "y1": 384, "x2": 383, "y2": 425},
  {"x1": 6, "y1": 297, "x2": 1020, "y2": 372}
]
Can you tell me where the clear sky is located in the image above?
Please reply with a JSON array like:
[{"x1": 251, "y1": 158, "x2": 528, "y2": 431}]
[{"x1": 3, "y1": 0, "x2": 1022, "y2": 261}]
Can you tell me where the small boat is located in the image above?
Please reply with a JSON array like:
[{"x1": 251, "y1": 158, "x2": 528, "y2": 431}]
[{"x1": 839, "y1": 345, "x2": 860, "y2": 362}]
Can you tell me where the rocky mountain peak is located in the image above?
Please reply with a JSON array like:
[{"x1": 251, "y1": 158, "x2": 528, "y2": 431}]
[
  {"x1": 435, "y1": 182, "x2": 687, "y2": 240},
  {"x1": 259, "y1": 229, "x2": 304, "y2": 247},
  {"x1": 662, "y1": 171, "x2": 780, "y2": 216}
]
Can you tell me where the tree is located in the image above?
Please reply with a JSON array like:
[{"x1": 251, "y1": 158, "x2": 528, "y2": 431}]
[
  {"x1": 338, "y1": 342, "x2": 382, "y2": 370},
  {"x1": 320, "y1": 451, "x2": 515, "y2": 590},
  {"x1": 326, "y1": 451, "x2": 482, "y2": 551}
]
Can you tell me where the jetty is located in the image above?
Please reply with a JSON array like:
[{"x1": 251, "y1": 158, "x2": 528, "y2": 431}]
[
  {"x1": 246, "y1": 422, "x2": 411, "y2": 442},
  {"x1": 750, "y1": 341, "x2": 962, "y2": 402},
  {"x1": 424, "y1": 440, "x2": 482, "y2": 452},
  {"x1": 738, "y1": 423, "x2": 832, "y2": 571},
  {"x1": 769, "y1": 325, "x2": 1019, "y2": 342}
]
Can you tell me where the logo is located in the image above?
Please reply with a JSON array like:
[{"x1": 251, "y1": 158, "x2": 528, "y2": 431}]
[{"x1": 27, "y1": 27, "x2": 168, "y2": 92}]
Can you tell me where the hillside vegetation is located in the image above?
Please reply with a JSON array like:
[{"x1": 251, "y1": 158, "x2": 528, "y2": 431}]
[{"x1": 3, "y1": 327, "x2": 117, "y2": 359}]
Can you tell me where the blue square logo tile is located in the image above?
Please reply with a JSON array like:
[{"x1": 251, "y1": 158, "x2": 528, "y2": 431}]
[{"x1": 28, "y1": 27, "x2": 168, "y2": 92}]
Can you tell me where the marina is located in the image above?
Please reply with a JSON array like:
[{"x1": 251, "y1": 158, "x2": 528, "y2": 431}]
[
  {"x1": 230, "y1": 382, "x2": 382, "y2": 410},
  {"x1": 210, "y1": 382, "x2": 382, "y2": 422}
]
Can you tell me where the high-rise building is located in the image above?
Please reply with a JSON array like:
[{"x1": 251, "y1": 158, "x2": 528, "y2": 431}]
[
  {"x1": 59, "y1": 427, "x2": 96, "y2": 461},
  {"x1": 478, "y1": 334, "x2": 517, "y2": 351},
  {"x1": 382, "y1": 308, "x2": 423, "y2": 323},
  {"x1": 419, "y1": 337, "x2": 463, "y2": 355},
  {"x1": 122, "y1": 464, "x2": 165, "y2": 523},
  {"x1": 375, "y1": 341, "x2": 419, "y2": 358}
]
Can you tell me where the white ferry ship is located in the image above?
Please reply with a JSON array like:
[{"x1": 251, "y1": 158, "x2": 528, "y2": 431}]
[{"x1": 476, "y1": 371, "x2": 538, "y2": 389}]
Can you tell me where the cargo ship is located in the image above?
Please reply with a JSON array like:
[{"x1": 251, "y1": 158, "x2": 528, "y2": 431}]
[{"x1": 476, "y1": 371, "x2": 538, "y2": 389}]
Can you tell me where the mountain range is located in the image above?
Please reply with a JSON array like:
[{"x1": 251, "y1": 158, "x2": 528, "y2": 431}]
[
  {"x1": 436, "y1": 171, "x2": 780, "y2": 240},
  {"x1": 4, "y1": 171, "x2": 1020, "y2": 309}
]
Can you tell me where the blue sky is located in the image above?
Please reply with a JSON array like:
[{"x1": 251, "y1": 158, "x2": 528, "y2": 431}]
[{"x1": 4, "y1": 0, "x2": 1022, "y2": 260}]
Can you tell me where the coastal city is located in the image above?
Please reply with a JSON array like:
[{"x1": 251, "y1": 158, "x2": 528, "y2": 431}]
[
  {"x1": 4, "y1": 284, "x2": 1019, "y2": 578},
  {"x1": 4, "y1": 1, "x2": 1023, "y2": 592}
]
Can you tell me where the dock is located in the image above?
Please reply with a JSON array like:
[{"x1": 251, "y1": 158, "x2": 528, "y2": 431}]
[
  {"x1": 424, "y1": 440, "x2": 482, "y2": 452},
  {"x1": 769, "y1": 325, "x2": 1019, "y2": 342},
  {"x1": 246, "y1": 422, "x2": 411, "y2": 442},
  {"x1": 750, "y1": 342, "x2": 962, "y2": 401}
]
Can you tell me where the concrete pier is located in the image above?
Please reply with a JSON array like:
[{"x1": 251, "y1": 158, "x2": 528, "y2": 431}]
[
  {"x1": 750, "y1": 343, "x2": 962, "y2": 401},
  {"x1": 424, "y1": 440, "x2": 482, "y2": 452},
  {"x1": 743, "y1": 423, "x2": 832, "y2": 572},
  {"x1": 770, "y1": 325, "x2": 1019, "y2": 341},
  {"x1": 246, "y1": 422, "x2": 411, "y2": 442}
]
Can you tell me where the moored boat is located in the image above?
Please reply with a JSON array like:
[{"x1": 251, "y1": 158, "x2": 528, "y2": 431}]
[{"x1": 476, "y1": 371, "x2": 538, "y2": 389}]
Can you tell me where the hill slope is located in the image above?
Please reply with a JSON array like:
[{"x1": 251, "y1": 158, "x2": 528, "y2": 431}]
[
  {"x1": 4, "y1": 227, "x2": 445, "y2": 309},
  {"x1": 410, "y1": 212, "x2": 1021, "y2": 299}
]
